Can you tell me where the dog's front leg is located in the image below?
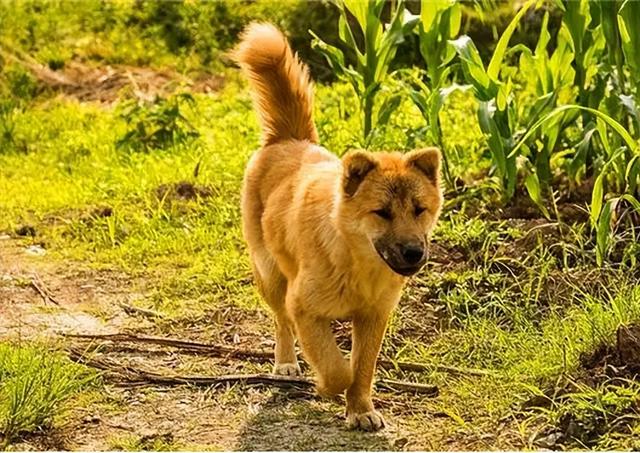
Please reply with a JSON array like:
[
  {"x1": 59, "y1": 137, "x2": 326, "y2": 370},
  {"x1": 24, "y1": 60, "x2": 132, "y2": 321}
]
[
  {"x1": 346, "y1": 311, "x2": 389, "y2": 431},
  {"x1": 291, "y1": 308, "x2": 353, "y2": 396}
]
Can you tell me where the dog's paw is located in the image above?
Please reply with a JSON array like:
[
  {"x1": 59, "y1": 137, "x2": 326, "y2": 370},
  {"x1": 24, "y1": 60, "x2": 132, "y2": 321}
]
[
  {"x1": 347, "y1": 410, "x2": 386, "y2": 432},
  {"x1": 273, "y1": 362, "x2": 301, "y2": 376}
]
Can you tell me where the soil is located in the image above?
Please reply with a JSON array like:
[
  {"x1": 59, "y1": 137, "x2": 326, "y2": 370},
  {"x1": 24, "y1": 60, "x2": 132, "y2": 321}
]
[
  {"x1": 580, "y1": 323, "x2": 640, "y2": 380},
  {"x1": 2, "y1": 48, "x2": 225, "y2": 103},
  {"x1": 154, "y1": 181, "x2": 216, "y2": 202}
]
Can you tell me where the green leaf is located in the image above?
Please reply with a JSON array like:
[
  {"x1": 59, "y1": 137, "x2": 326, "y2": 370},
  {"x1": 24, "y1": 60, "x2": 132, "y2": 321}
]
[
  {"x1": 595, "y1": 198, "x2": 615, "y2": 266},
  {"x1": 525, "y1": 172, "x2": 550, "y2": 219},
  {"x1": 508, "y1": 105, "x2": 639, "y2": 160},
  {"x1": 376, "y1": 94, "x2": 402, "y2": 127},
  {"x1": 619, "y1": 194, "x2": 640, "y2": 212},
  {"x1": 625, "y1": 156, "x2": 640, "y2": 194},
  {"x1": 569, "y1": 124, "x2": 597, "y2": 182},
  {"x1": 451, "y1": 36, "x2": 496, "y2": 100},
  {"x1": 478, "y1": 101, "x2": 507, "y2": 177},
  {"x1": 591, "y1": 172, "x2": 604, "y2": 228},
  {"x1": 619, "y1": 94, "x2": 640, "y2": 133},
  {"x1": 420, "y1": 0, "x2": 454, "y2": 29},
  {"x1": 618, "y1": 0, "x2": 640, "y2": 81},
  {"x1": 487, "y1": 0, "x2": 536, "y2": 81}
]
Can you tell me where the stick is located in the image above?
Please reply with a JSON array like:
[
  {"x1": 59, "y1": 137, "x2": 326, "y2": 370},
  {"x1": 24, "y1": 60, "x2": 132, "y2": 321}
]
[
  {"x1": 61, "y1": 332, "x2": 274, "y2": 360},
  {"x1": 67, "y1": 348, "x2": 438, "y2": 395},
  {"x1": 30, "y1": 273, "x2": 60, "y2": 306},
  {"x1": 375, "y1": 378, "x2": 439, "y2": 395},
  {"x1": 118, "y1": 302, "x2": 165, "y2": 319},
  {"x1": 61, "y1": 332, "x2": 497, "y2": 377}
]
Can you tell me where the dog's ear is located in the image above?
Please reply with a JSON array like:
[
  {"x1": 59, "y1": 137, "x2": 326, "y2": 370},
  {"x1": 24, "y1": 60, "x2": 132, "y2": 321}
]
[
  {"x1": 342, "y1": 150, "x2": 377, "y2": 197},
  {"x1": 406, "y1": 147, "x2": 441, "y2": 185}
]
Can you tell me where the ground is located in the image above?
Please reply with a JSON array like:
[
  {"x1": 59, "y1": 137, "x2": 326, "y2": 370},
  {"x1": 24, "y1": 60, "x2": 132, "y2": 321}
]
[
  {"x1": 1, "y1": 46, "x2": 640, "y2": 452},
  {"x1": 0, "y1": 237, "x2": 506, "y2": 451}
]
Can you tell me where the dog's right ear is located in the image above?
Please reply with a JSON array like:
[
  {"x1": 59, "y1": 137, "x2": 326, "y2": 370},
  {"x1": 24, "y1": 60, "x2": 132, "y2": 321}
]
[{"x1": 342, "y1": 150, "x2": 377, "y2": 197}]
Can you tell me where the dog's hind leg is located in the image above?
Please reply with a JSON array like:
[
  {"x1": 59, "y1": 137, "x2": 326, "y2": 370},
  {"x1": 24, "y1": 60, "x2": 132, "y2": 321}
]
[{"x1": 252, "y1": 252, "x2": 300, "y2": 376}]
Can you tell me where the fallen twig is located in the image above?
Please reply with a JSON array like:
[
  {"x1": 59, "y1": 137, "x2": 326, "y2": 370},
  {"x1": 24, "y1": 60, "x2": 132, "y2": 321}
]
[
  {"x1": 61, "y1": 332, "x2": 498, "y2": 377},
  {"x1": 30, "y1": 273, "x2": 60, "y2": 306},
  {"x1": 376, "y1": 378, "x2": 440, "y2": 394},
  {"x1": 67, "y1": 347, "x2": 438, "y2": 395},
  {"x1": 118, "y1": 302, "x2": 165, "y2": 319},
  {"x1": 62, "y1": 332, "x2": 274, "y2": 360}
]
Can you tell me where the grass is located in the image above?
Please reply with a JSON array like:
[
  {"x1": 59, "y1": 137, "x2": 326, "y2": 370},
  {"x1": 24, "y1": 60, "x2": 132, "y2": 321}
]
[
  {"x1": 1, "y1": 1, "x2": 639, "y2": 449},
  {"x1": 1, "y1": 76, "x2": 639, "y2": 448},
  {"x1": 0, "y1": 342, "x2": 98, "y2": 448},
  {"x1": 1, "y1": 75, "x2": 639, "y2": 448}
]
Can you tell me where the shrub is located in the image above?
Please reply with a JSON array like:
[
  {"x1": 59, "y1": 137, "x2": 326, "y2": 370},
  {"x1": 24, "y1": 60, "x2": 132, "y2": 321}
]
[{"x1": 116, "y1": 93, "x2": 200, "y2": 153}]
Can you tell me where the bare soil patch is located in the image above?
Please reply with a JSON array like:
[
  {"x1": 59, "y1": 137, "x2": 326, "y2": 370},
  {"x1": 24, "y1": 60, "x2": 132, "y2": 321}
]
[{"x1": 2, "y1": 48, "x2": 224, "y2": 103}]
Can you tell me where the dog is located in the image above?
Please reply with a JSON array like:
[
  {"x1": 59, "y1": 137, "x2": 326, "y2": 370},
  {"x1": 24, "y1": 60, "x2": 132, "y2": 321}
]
[{"x1": 234, "y1": 23, "x2": 443, "y2": 431}]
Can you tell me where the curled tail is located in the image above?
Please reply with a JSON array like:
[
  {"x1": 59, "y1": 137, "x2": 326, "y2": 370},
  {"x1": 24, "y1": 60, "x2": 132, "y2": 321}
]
[{"x1": 233, "y1": 23, "x2": 318, "y2": 146}]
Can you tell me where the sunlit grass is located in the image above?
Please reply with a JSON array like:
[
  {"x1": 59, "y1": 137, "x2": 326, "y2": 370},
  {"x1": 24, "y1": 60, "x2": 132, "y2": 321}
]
[{"x1": 0, "y1": 343, "x2": 98, "y2": 448}]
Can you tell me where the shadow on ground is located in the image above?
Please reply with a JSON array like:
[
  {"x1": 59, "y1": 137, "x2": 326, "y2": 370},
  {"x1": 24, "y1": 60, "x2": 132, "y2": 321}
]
[{"x1": 235, "y1": 391, "x2": 401, "y2": 451}]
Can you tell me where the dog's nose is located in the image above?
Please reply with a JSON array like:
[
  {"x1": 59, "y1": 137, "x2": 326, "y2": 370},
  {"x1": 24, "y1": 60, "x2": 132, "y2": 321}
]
[{"x1": 399, "y1": 243, "x2": 424, "y2": 265}]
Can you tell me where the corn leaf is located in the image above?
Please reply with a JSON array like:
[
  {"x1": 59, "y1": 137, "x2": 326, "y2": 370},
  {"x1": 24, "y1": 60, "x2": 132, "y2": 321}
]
[{"x1": 486, "y1": 0, "x2": 536, "y2": 81}]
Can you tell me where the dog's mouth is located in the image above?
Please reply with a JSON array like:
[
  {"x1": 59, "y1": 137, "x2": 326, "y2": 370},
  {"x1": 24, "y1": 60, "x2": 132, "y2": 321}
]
[{"x1": 374, "y1": 247, "x2": 426, "y2": 277}]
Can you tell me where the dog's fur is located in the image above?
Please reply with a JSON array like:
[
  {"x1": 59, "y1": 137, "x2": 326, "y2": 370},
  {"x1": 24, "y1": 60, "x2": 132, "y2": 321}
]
[{"x1": 234, "y1": 23, "x2": 443, "y2": 431}]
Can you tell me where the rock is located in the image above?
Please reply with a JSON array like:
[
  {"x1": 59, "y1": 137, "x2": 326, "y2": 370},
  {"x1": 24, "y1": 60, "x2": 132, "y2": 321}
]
[
  {"x1": 25, "y1": 245, "x2": 46, "y2": 256},
  {"x1": 533, "y1": 431, "x2": 563, "y2": 449}
]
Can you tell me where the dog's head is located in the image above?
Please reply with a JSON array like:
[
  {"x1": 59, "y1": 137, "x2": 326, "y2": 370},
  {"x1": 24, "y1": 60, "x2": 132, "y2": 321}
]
[{"x1": 338, "y1": 148, "x2": 443, "y2": 277}]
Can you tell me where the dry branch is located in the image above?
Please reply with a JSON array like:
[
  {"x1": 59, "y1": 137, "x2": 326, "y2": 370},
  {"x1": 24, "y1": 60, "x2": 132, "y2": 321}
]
[
  {"x1": 67, "y1": 347, "x2": 438, "y2": 395},
  {"x1": 118, "y1": 302, "x2": 165, "y2": 319},
  {"x1": 61, "y1": 331, "x2": 497, "y2": 377},
  {"x1": 62, "y1": 332, "x2": 274, "y2": 360},
  {"x1": 30, "y1": 273, "x2": 60, "y2": 306}
]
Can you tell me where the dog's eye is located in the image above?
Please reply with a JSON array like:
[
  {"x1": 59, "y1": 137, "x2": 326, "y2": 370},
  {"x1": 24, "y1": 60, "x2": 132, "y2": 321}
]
[
  {"x1": 373, "y1": 208, "x2": 392, "y2": 221},
  {"x1": 415, "y1": 206, "x2": 427, "y2": 217}
]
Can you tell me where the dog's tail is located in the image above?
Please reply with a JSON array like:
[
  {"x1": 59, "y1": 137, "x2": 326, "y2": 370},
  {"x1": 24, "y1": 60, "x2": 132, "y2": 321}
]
[{"x1": 233, "y1": 23, "x2": 318, "y2": 146}]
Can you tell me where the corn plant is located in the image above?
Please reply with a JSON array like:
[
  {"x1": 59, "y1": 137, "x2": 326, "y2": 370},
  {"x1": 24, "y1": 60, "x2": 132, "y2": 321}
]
[
  {"x1": 311, "y1": 0, "x2": 417, "y2": 146},
  {"x1": 616, "y1": 0, "x2": 640, "y2": 136},
  {"x1": 515, "y1": 10, "x2": 576, "y2": 210},
  {"x1": 511, "y1": 104, "x2": 640, "y2": 265},
  {"x1": 405, "y1": 0, "x2": 462, "y2": 188},
  {"x1": 617, "y1": 1, "x2": 640, "y2": 94},
  {"x1": 559, "y1": 0, "x2": 604, "y2": 108},
  {"x1": 451, "y1": 0, "x2": 536, "y2": 200}
]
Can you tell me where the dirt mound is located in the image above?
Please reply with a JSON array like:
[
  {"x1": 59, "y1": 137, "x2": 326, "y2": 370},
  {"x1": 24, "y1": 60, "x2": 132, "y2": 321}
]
[
  {"x1": 581, "y1": 323, "x2": 640, "y2": 379},
  {"x1": 154, "y1": 181, "x2": 215, "y2": 202}
]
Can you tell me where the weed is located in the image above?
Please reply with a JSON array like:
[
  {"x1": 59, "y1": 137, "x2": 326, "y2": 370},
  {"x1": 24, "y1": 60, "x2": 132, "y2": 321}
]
[
  {"x1": 0, "y1": 343, "x2": 98, "y2": 448},
  {"x1": 116, "y1": 93, "x2": 200, "y2": 153}
]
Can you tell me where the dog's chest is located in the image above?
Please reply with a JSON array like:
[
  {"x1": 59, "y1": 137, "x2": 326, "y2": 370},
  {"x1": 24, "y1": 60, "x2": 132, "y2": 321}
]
[{"x1": 317, "y1": 267, "x2": 403, "y2": 318}]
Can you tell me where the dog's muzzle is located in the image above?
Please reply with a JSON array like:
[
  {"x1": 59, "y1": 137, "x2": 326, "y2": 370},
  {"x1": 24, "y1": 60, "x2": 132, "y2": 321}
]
[{"x1": 374, "y1": 241, "x2": 427, "y2": 276}]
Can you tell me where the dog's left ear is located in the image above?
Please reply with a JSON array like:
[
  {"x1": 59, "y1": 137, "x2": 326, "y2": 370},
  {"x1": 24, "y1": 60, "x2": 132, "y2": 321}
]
[
  {"x1": 406, "y1": 147, "x2": 441, "y2": 185},
  {"x1": 342, "y1": 150, "x2": 377, "y2": 197}
]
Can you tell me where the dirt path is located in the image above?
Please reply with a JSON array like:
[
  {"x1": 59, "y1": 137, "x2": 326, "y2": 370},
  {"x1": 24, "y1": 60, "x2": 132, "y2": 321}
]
[
  {"x1": 2, "y1": 236, "x2": 475, "y2": 451},
  {"x1": 0, "y1": 236, "x2": 136, "y2": 339}
]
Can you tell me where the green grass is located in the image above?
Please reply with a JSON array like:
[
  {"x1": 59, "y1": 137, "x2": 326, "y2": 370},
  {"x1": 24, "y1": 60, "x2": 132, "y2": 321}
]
[
  {"x1": 0, "y1": 343, "x2": 98, "y2": 448},
  {"x1": 1, "y1": 2, "x2": 640, "y2": 447},
  {"x1": 1, "y1": 77, "x2": 639, "y2": 448}
]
